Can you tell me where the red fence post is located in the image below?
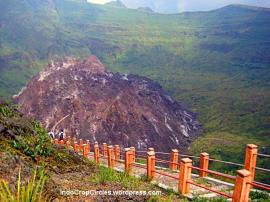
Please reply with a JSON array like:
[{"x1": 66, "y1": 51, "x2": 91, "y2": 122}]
[
  {"x1": 170, "y1": 149, "x2": 179, "y2": 171},
  {"x1": 148, "y1": 147, "x2": 154, "y2": 152},
  {"x1": 79, "y1": 139, "x2": 83, "y2": 151},
  {"x1": 108, "y1": 145, "x2": 115, "y2": 168},
  {"x1": 232, "y1": 169, "x2": 252, "y2": 202},
  {"x1": 115, "y1": 145, "x2": 120, "y2": 161},
  {"x1": 94, "y1": 141, "x2": 100, "y2": 164},
  {"x1": 147, "y1": 149, "x2": 156, "y2": 180},
  {"x1": 83, "y1": 144, "x2": 88, "y2": 157},
  {"x1": 67, "y1": 135, "x2": 71, "y2": 143},
  {"x1": 125, "y1": 148, "x2": 132, "y2": 174},
  {"x1": 74, "y1": 142, "x2": 78, "y2": 152},
  {"x1": 72, "y1": 137, "x2": 76, "y2": 146},
  {"x1": 178, "y1": 158, "x2": 192, "y2": 195},
  {"x1": 130, "y1": 147, "x2": 135, "y2": 164},
  {"x1": 66, "y1": 140, "x2": 71, "y2": 149},
  {"x1": 244, "y1": 144, "x2": 258, "y2": 182},
  {"x1": 102, "y1": 143, "x2": 108, "y2": 157},
  {"x1": 86, "y1": 140, "x2": 90, "y2": 153},
  {"x1": 199, "y1": 152, "x2": 209, "y2": 177}
]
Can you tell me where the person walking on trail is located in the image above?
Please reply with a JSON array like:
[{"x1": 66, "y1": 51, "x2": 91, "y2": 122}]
[
  {"x1": 59, "y1": 129, "x2": 65, "y2": 141},
  {"x1": 48, "y1": 131, "x2": 55, "y2": 139}
]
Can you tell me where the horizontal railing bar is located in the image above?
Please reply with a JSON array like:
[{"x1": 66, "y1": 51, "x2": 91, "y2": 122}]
[
  {"x1": 258, "y1": 153, "x2": 270, "y2": 158},
  {"x1": 114, "y1": 159, "x2": 124, "y2": 163},
  {"x1": 253, "y1": 181, "x2": 270, "y2": 188},
  {"x1": 136, "y1": 150, "x2": 147, "y2": 153},
  {"x1": 255, "y1": 167, "x2": 270, "y2": 172},
  {"x1": 70, "y1": 144, "x2": 246, "y2": 169},
  {"x1": 155, "y1": 152, "x2": 171, "y2": 155},
  {"x1": 250, "y1": 182, "x2": 270, "y2": 191},
  {"x1": 188, "y1": 181, "x2": 232, "y2": 198},
  {"x1": 190, "y1": 166, "x2": 236, "y2": 180},
  {"x1": 180, "y1": 154, "x2": 200, "y2": 159},
  {"x1": 209, "y1": 159, "x2": 243, "y2": 167},
  {"x1": 155, "y1": 158, "x2": 171, "y2": 164},
  {"x1": 132, "y1": 163, "x2": 147, "y2": 169},
  {"x1": 152, "y1": 170, "x2": 179, "y2": 180}
]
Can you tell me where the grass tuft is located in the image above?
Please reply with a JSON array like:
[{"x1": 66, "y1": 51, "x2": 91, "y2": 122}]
[
  {"x1": 91, "y1": 165, "x2": 141, "y2": 189},
  {"x1": 0, "y1": 169, "x2": 47, "y2": 202}
]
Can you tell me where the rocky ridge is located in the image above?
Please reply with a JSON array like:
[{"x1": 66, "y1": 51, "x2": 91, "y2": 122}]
[{"x1": 14, "y1": 56, "x2": 201, "y2": 152}]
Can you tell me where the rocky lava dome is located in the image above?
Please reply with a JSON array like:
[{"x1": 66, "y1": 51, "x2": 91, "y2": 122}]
[{"x1": 14, "y1": 56, "x2": 201, "y2": 152}]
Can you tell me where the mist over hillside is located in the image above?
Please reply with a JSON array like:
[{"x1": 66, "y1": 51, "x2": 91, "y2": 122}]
[{"x1": 89, "y1": 0, "x2": 270, "y2": 13}]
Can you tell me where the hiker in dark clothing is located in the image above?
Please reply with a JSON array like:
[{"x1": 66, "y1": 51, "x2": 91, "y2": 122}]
[{"x1": 59, "y1": 129, "x2": 65, "y2": 141}]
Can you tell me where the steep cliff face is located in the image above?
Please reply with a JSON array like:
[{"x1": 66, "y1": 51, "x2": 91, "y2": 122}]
[{"x1": 14, "y1": 56, "x2": 201, "y2": 151}]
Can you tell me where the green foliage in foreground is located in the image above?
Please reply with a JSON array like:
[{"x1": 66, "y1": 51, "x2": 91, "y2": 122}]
[
  {"x1": 0, "y1": 104, "x2": 17, "y2": 118},
  {"x1": 0, "y1": 169, "x2": 47, "y2": 202},
  {"x1": 192, "y1": 197, "x2": 227, "y2": 202},
  {"x1": 147, "y1": 195, "x2": 186, "y2": 202},
  {"x1": 146, "y1": 188, "x2": 182, "y2": 202},
  {"x1": 91, "y1": 166, "x2": 185, "y2": 201},
  {"x1": 0, "y1": 102, "x2": 52, "y2": 160},
  {"x1": 250, "y1": 191, "x2": 270, "y2": 202},
  {"x1": 91, "y1": 165, "x2": 141, "y2": 189},
  {"x1": 12, "y1": 122, "x2": 52, "y2": 160}
]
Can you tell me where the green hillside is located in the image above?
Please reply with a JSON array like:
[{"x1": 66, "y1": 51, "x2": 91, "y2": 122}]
[{"x1": 0, "y1": 0, "x2": 269, "y2": 172}]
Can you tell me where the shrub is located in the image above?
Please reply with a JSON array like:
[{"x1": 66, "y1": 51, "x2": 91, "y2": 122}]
[
  {"x1": 12, "y1": 122, "x2": 52, "y2": 160},
  {"x1": 91, "y1": 166, "x2": 140, "y2": 189},
  {"x1": 0, "y1": 104, "x2": 17, "y2": 118},
  {"x1": 0, "y1": 103, "x2": 52, "y2": 160},
  {"x1": 250, "y1": 191, "x2": 270, "y2": 202},
  {"x1": 0, "y1": 169, "x2": 47, "y2": 202}
]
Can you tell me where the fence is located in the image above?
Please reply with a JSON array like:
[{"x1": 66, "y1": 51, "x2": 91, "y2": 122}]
[{"x1": 55, "y1": 137, "x2": 270, "y2": 202}]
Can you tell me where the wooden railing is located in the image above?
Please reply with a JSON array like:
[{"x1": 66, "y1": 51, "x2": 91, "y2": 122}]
[{"x1": 55, "y1": 137, "x2": 270, "y2": 202}]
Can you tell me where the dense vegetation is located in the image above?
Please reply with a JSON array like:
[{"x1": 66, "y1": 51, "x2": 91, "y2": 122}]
[{"x1": 0, "y1": 0, "x2": 269, "y2": 179}]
